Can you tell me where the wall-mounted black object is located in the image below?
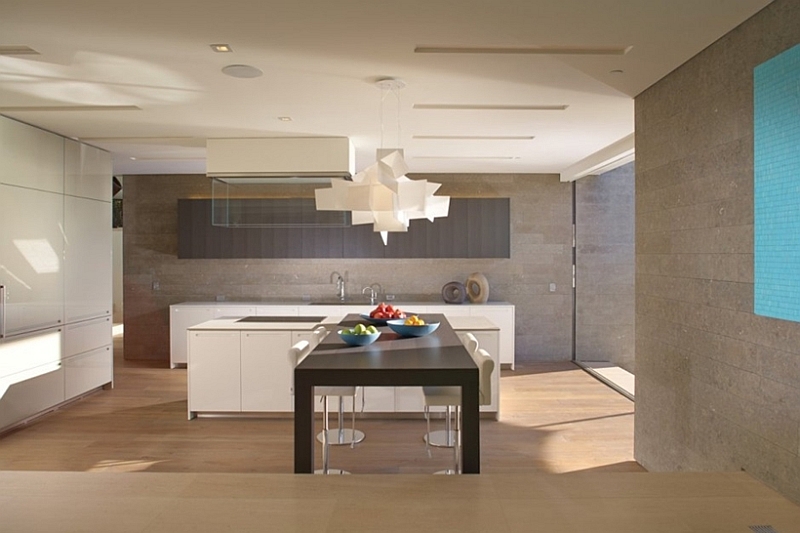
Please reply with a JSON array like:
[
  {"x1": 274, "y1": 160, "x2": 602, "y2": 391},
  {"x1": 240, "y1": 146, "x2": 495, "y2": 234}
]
[{"x1": 178, "y1": 197, "x2": 510, "y2": 259}]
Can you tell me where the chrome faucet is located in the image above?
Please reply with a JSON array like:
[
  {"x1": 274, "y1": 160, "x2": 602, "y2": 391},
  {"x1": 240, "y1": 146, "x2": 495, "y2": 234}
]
[
  {"x1": 362, "y1": 286, "x2": 377, "y2": 305},
  {"x1": 330, "y1": 271, "x2": 345, "y2": 301}
]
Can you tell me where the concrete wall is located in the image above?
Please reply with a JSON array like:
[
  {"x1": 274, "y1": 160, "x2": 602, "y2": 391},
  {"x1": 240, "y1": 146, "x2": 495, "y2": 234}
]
[
  {"x1": 112, "y1": 228, "x2": 123, "y2": 323},
  {"x1": 122, "y1": 173, "x2": 574, "y2": 363},
  {"x1": 635, "y1": 0, "x2": 800, "y2": 503},
  {"x1": 576, "y1": 163, "x2": 635, "y2": 371}
]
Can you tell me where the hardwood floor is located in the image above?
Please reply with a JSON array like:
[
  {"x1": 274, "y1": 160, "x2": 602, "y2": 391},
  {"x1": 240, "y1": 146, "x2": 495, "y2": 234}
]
[
  {"x1": 4, "y1": 335, "x2": 800, "y2": 532},
  {"x1": 0, "y1": 334, "x2": 641, "y2": 475}
]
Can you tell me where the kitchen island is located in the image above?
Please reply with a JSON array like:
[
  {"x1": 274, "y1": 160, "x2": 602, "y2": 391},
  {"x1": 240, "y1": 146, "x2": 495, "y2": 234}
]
[
  {"x1": 172, "y1": 300, "x2": 514, "y2": 368},
  {"x1": 186, "y1": 314, "x2": 499, "y2": 419}
]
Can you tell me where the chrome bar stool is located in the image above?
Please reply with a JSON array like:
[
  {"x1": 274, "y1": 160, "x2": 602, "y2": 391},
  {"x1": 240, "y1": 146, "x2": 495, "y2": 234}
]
[
  {"x1": 289, "y1": 338, "x2": 350, "y2": 475},
  {"x1": 310, "y1": 326, "x2": 365, "y2": 448},
  {"x1": 424, "y1": 332, "x2": 480, "y2": 448},
  {"x1": 422, "y1": 347, "x2": 494, "y2": 474}
]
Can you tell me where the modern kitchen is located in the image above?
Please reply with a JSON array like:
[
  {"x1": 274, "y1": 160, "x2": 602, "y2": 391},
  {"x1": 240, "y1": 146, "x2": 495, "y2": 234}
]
[{"x1": 2, "y1": 1, "x2": 800, "y2": 531}]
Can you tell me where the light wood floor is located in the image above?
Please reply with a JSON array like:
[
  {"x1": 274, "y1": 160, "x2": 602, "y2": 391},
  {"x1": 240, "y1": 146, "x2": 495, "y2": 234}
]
[
  {"x1": 0, "y1": 334, "x2": 640, "y2": 475},
  {"x1": 3, "y1": 335, "x2": 800, "y2": 532}
]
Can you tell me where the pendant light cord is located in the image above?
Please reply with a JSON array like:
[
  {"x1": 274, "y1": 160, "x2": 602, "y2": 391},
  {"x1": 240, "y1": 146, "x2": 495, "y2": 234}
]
[{"x1": 379, "y1": 87, "x2": 402, "y2": 150}]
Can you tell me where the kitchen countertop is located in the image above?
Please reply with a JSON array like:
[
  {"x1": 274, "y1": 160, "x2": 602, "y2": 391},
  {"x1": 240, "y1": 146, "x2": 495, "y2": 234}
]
[
  {"x1": 188, "y1": 315, "x2": 499, "y2": 332},
  {"x1": 174, "y1": 299, "x2": 513, "y2": 307},
  {"x1": 188, "y1": 316, "x2": 340, "y2": 331}
]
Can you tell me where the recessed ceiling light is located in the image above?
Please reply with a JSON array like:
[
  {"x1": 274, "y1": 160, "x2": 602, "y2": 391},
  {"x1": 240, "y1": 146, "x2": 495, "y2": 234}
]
[
  {"x1": 414, "y1": 104, "x2": 567, "y2": 111},
  {"x1": 415, "y1": 45, "x2": 632, "y2": 55},
  {"x1": 413, "y1": 135, "x2": 534, "y2": 140},
  {"x1": 221, "y1": 64, "x2": 262, "y2": 78},
  {"x1": 129, "y1": 157, "x2": 137, "y2": 160},
  {"x1": 0, "y1": 45, "x2": 40, "y2": 55},
  {"x1": 278, "y1": 116, "x2": 292, "y2": 122},
  {"x1": 210, "y1": 44, "x2": 233, "y2": 53}
]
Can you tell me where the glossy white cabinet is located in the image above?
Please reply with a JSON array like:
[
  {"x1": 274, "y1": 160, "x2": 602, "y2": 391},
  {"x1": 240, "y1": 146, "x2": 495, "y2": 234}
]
[
  {"x1": 64, "y1": 139, "x2": 113, "y2": 201},
  {"x1": 0, "y1": 183, "x2": 65, "y2": 335},
  {"x1": 0, "y1": 117, "x2": 64, "y2": 193},
  {"x1": 241, "y1": 331, "x2": 292, "y2": 412},
  {"x1": 64, "y1": 196, "x2": 112, "y2": 323},
  {"x1": 0, "y1": 117, "x2": 113, "y2": 433},
  {"x1": 64, "y1": 345, "x2": 112, "y2": 400},
  {"x1": 64, "y1": 316, "x2": 112, "y2": 358},
  {"x1": 0, "y1": 327, "x2": 65, "y2": 428},
  {"x1": 63, "y1": 316, "x2": 113, "y2": 400}
]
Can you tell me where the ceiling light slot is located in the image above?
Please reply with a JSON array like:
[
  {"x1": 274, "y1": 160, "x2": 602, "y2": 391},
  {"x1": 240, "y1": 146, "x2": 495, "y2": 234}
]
[
  {"x1": 414, "y1": 104, "x2": 567, "y2": 111},
  {"x1": 413, "y1": 135, "x2": 534, "y2": 140},
  {"x1": 414, "y1": 45, "x2": 632, "y2": 55},
  {"x1": 0, "y1": 45, "x2": 40, "y2": 55}
]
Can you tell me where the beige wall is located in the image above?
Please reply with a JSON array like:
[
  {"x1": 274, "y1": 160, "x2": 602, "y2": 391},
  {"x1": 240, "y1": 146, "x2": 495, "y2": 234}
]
[
  {"x1": 122, "y1": 173, "x2": 575, "y2": 363},
  {"x1": 635, "y1": 0, "x2": 800, "y2": 503},
  {"x1": 576, "y1": 163, "x2": 635, "y2": 371}
]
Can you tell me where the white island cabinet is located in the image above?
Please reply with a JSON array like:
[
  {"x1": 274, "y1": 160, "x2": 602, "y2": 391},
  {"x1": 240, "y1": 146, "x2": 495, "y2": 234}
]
[
  {"x1": 186, "y1": 315, "x2": 501, "y2": 419},
  {"x1": 187, "y1": 318, "x2": 335, "y2": 419}
]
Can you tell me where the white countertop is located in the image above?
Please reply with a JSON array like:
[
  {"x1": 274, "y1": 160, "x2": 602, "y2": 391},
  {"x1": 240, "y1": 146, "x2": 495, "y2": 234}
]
[{"x1": 188, "y1": 316, "x2": 341, "y2": 331}]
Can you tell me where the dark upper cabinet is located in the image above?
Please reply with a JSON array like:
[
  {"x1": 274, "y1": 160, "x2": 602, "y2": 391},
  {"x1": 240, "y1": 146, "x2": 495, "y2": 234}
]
[{"x1": 178, "y1": 198, "x2": 509, "y2": 259}]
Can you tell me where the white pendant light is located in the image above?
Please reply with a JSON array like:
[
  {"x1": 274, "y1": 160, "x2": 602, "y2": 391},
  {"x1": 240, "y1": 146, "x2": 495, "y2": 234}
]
[{"x1": 314, "y1": 79, "x2": 449, "y2": 244}]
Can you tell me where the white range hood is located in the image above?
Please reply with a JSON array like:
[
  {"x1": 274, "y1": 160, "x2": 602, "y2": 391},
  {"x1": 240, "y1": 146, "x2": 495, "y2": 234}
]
[{"x1": 206, "y1": 137, "x2": 354, "y2": 180}]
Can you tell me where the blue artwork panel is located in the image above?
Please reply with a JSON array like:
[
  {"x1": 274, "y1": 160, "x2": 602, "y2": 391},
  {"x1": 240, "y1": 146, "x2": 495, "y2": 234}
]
[{"x1": 754, "y1": 43, "x2": 800, "y2": 322}]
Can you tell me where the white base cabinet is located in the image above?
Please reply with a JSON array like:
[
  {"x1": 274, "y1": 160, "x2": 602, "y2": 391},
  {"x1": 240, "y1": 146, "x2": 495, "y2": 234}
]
[
  {"x1": 188, "y1": 330, "x2": 241, "y2": 413},
  {"x1": 186, "y1": 319, "x2": 500, "y2": 418},
  {"x1": 241, "y1": 331, "x2": 292, "y2": 412},
  {"x1": 188, "y1": 329, "x2": 306, "y2": 418}
]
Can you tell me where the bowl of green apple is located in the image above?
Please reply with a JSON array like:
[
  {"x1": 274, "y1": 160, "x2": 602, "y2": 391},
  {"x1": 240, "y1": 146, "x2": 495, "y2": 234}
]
[{"x1": 338, "y1": 323, "x2": 380, "y2": 346}]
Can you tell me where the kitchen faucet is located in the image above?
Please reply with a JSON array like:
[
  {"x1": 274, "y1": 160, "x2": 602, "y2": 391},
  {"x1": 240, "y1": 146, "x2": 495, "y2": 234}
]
[
  {"x1": 330, "y1": 271, "x2": 345, "y2": 301},
  {"x1": 362, "y1": 286, "x2": 377, "y2": 305}
]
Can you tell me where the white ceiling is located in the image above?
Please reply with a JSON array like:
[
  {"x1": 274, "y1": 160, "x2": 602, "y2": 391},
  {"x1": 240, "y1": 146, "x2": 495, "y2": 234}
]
[{"x1": 0, "y1": 0, "x2": 771, "y2": 177}]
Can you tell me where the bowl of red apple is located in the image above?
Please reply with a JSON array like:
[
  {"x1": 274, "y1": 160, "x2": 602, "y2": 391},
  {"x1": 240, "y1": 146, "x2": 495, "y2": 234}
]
[{"x1": 360, "y1": 302, "x2": 408, "y2": 326}]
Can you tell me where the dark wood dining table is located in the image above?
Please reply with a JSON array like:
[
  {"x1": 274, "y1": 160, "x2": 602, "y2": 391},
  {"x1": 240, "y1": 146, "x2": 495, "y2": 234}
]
[{"x1": 293, "y1": 313, "x2": 481, "y2": 473}]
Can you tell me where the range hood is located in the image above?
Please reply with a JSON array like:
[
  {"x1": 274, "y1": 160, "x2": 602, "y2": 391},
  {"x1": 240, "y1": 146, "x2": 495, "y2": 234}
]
[{"x1": 206, "y1": 137, "x2": 354, "y2": 180}]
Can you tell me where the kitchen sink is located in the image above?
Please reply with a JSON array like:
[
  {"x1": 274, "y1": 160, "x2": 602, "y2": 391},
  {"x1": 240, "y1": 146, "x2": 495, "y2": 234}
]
[{"x1": 307, "y1": 301, "x2": 372, "y2": 305}]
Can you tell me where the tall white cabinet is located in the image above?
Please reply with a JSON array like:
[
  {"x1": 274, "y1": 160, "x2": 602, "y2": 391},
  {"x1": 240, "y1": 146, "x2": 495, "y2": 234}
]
[{"x1": 0, "y1": 116, "x2": 113, "y2": 433}]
